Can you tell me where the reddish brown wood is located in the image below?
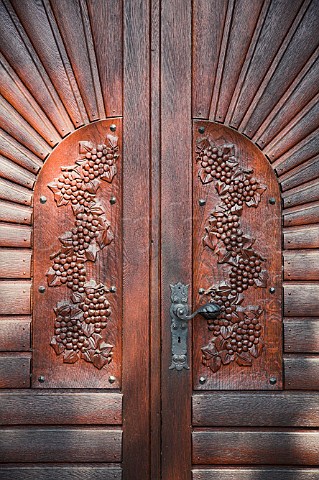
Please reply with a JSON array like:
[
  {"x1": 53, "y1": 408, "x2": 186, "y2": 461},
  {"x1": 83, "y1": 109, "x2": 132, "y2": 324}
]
[
  {"x1": 0, "y1": 428, "x2": 122, "y2": 462},
  {"x1": 284, "y1": 251, "x2": 319, "y2": 280},
  {"x1": 0, "y1": 317, "x2": 30, "y2": 351},
  {"x1": 193, "y1": 430, "x2": 319, "y2": 465},
  {"x1": 0, "y1": 392, "x2": 122, "y2": 425},
  {"x1": 192, "y1": 392, "x2": 319, "y2": 427},
  {"x1": 283, "y1": 179, "x2": 319, "y2": 209},
  {"x1": 0, "y1": 224, "x2": 31, "y2": 248},
  {"x1": 0, "y1": 156, "x2": 36, "y2": 189},
  {"x1": 0, "y1": 249, "x2": 31, "y2": 278},
  {"x1": 0, "y1": 178, "x2": 32, "y2": 206},
  {"x1": 0, "y1": 201, "x2": 32, "y2": 225},
  {"x1": 0, "y1": 353, "x2": 30, "y2": 388},
  {"x1": 284, "y1": 318, "x2": 319, "y2": 353},
  {"x1": 284, "y1": 283, "x2": 319, "y2": 316},
  {"x1": 33, "y1": 120, "x2": 122, "y2": 388},
  {"x1": 0, "y1": 466, "x2": 122, "y2": 480},
  {"x1": 285, "y1": 355, "x2": 319, "y2": 389},
  {"x1": 0, "y1": 281, "x2": 31, "y2": 314},
  {"x1": 273, "y1": 130, "x2": 319, "y2": 174},
  {"x1": 284, "y1": 225, "x2": 319, "y2": 249},
  {"x1": 192, "y1": 469, "x2": 319, "y2": 480},
  {"x1": 193, "y1": 121, "x2": 282, "y2": 390},
  {"x1": 284, "y1": 201, "x2": 319, "y2": 227},
  {"x1": 0, "y1": 130, "x2": 42, "y2": 173}
]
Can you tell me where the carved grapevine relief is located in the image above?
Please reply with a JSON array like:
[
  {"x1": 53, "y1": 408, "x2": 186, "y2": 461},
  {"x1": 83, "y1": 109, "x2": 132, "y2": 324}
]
[
  {"x1": 46, "y1": 134, "x2": 119, "y2": 369},
  {"x1": 196, "y1": 136, "x2": 268, "y2": 373}
]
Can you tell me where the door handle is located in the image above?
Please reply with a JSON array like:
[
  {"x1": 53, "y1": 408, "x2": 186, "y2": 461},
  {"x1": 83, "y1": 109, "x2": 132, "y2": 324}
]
[{"x1": 170, "y1": 283, "x2": 220, "y2": 371}]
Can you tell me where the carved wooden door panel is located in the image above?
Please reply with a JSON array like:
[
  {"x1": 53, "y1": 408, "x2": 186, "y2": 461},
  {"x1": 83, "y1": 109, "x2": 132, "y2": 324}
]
[{"x1": 0, "y1": 1, "x2": 319, "y2": 480}]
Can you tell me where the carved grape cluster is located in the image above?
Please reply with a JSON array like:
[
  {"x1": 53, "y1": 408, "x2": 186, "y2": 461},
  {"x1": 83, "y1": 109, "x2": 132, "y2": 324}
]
[
  {"x1": 196, "y1": 137, "x2": 267, "y2": 373},
  {"x1": 47, "y1": 134, "x2": 118, "y2": 369}
]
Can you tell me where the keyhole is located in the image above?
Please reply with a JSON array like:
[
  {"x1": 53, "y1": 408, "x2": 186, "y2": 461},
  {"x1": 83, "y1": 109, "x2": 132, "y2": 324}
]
[{"x1": 178, "y1": 336, "x2": 181, "y2": 343}]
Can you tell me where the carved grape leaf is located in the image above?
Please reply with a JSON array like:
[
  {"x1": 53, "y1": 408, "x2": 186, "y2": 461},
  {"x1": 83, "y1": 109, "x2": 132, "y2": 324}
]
[
  {"x1": 236, "y1": 352, "x2": 252, "y2": 366},
  {"x1": 50, "y1": 337, "x2": 65, "y2": 355},
  {"x1": 59, "y1": 231, "x2": 73, "y2": 247},
  {"x1": 254, "y1": 269, "x2": 268, "y2": 288},
  {"x1": 79, "y1": 141, "x2": 93, "y2": 154},
  {"x1": 219, "y1": 349, "x2": 235, "y2": 365},
  {"x1": 63, "y1": 350, "x2": 79, "y2": 364},
  {"x1": 101, "y1": 165, "x2": 117, "y2": 183},
  {"x1": 107, "y1": 134, "x2": 118, "y2": 148},
  {"x1": 82, "y1": 323, "x2": 95, "y2": 338},
  {"x1": 199, "y1": 168, "x2": 213, "y2": 184},
  {"x1": 47, "y1": 182, "x2": 69, "y2": 206},
  {"x1": 249, "y1": 341, "x2": 264, "y2": 358},
  {"x1": 245, "y1": 183, "x2": 267, "y2": 207},
  {"x1": 46, "y1": 267, "x2": 62, "y2": 287},
  {"x1": 85, "y1": 179, "x2": 100, "y2": 194},
  {"x1": 96, "y1": 223, "x2": 114, "y2": 250},
  {"x1": 207, "y1": 355, "x2": 222, "y2": 373},
  {"x1": 85, "y1": 240, "x2": 100, "y2": 262},
  {"x1": 220, "y1": 325, "x2": 232, "y2": 339},
  {"x1": 215, "y1": 181, "x2": 229, "y2": 196}
]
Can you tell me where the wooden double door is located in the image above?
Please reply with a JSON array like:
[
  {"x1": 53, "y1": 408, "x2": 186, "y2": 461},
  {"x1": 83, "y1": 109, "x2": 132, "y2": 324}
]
[{"x1": 1, "y1": 1, "x2": 319, "y2": 479}]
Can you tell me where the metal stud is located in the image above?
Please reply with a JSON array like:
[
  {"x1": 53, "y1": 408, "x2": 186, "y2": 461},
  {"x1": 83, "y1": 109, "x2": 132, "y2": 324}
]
[
  {"x1": 110, "y1": 286, "x2": 116, "y2": 293},
  {"x1": 40, "y1": 196, "x2": 47, "y2": 204},
  {"x1": 199, "y1": 376, "x2": 206, "y2": 384},
  {"x1": 199, "y1": 199, "x2": 206, "y2": 206},
  {"x1": 269, "y1": 377, "x2": 277, "y2": 385},
  {"x1": 108, "y1": 375, "x2": 116, "y2": 384},
  {"x1": 38, "y1": 286, "x2": 46, "y2": 293},
  {"x1": 269, "y1": 197, "x2": 276, "y2": 205},
  {"x1": 38, "y1": 375, "x2": 45, "y2": 383},
  {"x1": 269, "y1": 287, "x2": 275, "y2": 294},
  {"x1": 110, "y1": 124, "x2": 116, "y2": 132},
  {"x1": 198, "y1": 126, "x2": 205, "y2": 134},
  {"x1": 198, "y1": 288, "x2": 205, "y2": 295},
  {"x1": 110, "y1": 196, "x2": 116, "y2": 205}
]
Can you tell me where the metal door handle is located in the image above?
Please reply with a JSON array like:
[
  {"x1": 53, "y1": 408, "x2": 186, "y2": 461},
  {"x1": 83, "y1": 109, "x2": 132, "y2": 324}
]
[{"x1": 169, "y1": 282, "x2": 220, "y2": 371}]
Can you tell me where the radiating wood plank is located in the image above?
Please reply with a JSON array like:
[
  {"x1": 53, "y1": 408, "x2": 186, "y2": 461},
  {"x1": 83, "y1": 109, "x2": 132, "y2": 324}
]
[
  {"x1": 0, "y1": 0, "x2": 73, "y2": 135},
  {"x1": 273, "y1": 129, "x2": 319, "y2": 174},
  {"x1": 10, "y1": 0, "x2": 87, "y2": 128},
  {"x1": 0, "y1": 249, "x2": 31, "y2": 278},
  {"x1": 192, "y1": 0, "x2": 228, "y2": 118},
  {"x1": 0, "y1": 428, "x2": 122, "y2": 462},
  {"x1": 0, "y1": 178, "x2": 32, "y2": 206},
  {"x1": 285, "y1": 355, "x2": 319, "y2": 389},
  {"x1": 192, "y1": 468, "x2": 319, "y2": 480},
  {"x1": 0, "y1": 317, "x2": 30, "y2": 351},
  {"x1": 193, "y1": 430, "x2": 319, "y2": 465},
  {"x1": 0, "y1": 466, "x2": 122, "y2": 480},
  {"x1": 0, "y1": 130, "x2": 42, "y2": 173},
  {"x1": 0, "y1": 281, "x2": 31, "y2": 314},
  {"x1": 0, "y1": 392, "x2": 122, "y2": 425},
  {"x1": 50, "y1": 0, "x2": 104, "y2": 121},
  {"x1": 0, "y1": 224, "x2": 31, "y2": 248},
  {"x1": 284, "y1": 225, "x2": 319, "y2": 249},
  {"x1": 87, "y1": 0, "x2": 123, "y2": 117},
  {"x1": 283, "y1": 179, "x2": 319, "y2": 209},
  {"x1": 284, "y1": 251, "x2": 319, "y2": 280},
  {"x1": 284, "y1": 202, "x2": 319, "y2": 227},
  {"x1": 284, "y1": 283, "x2": 319, "y2": 317},
  {"x1": 0, "y1": 200, "x2": 32, "y2": 225},
  {"x1": 0, "y1": 155, "x2": 36, "y2": 189},
  {"x1": 280, "y1": 156, "x2": 319, "y2": 192},
  {"x1": 0, "y1": 353, "x2": 30, "y2": 388},
  {"x1": 284, "y1": 318, "x2": 319, "y2": 353},
  {"x1": 192, "y1": 392, "x2": 319, "y2": 427}
]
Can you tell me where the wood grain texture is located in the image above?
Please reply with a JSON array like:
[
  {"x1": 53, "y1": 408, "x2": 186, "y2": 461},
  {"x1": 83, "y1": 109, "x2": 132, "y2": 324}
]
[
  {"x1": 0, "y1": 249, "x2": 31, "y2": 278},
  {"x1": 0, "y1": 281, "x2": 31, "y2": 314},
  {"x1": 283, "y1": 179, "x2": 319, "y2": 209},
  {"x1": 285, "y1": 355, "x2": 319, "y2": 389},
  {"x1": 0, "y1": 224, "x2": 31, "y2": 248},
  {"x1": 273, "y1": 129, "x2": 319, "y2": 175},
  {"x1": 192, "y1": 392, "x2": 319, "y2": 427},
  {"x1": 0, "y1": 178, "x2": 32, "y2": 206},
  {"x1": 284, "y1": 202, "x2": 319, "y2": 227},
  {"x1": 284, "y1": 251, "x2": 319, "y2": 280},
  {"x1": 0, "y1": 130, "x2": 42, "y2": 173},
  {"x1": 0, "y1": 155, "x2": 36, "y2": 189},
  {"x1": 0, "y1": 317, "x2": 30, "y2": 351},
  {"x1": 0, "y1": 466, "x2": 122, "y2": 480},
  {"x1": 122, "y1": 1, "x2": 150, "y2": 478},
  {"x1": 0, "y1": 392, "x2": 122, "y2": 425},
  {"x1": 0, "y1": 428, "x2": 122, "y2": 462},
  {"x1": 161, "y1": 1, "x2": 192, "y2": 479},
  {"x1": 280, "y1": 156, "x2": 319, "y2": 192},
  {"x1": 0, "y1": 200, "x2": 32, "y2": 225},
  {"x1": 284, "y1": 225, "x2": 319, "y2": 249},
  {"x1": 284, "y1": 318, "x2": 319, "y2": 353},
  {"x1": 284, "y1": 283, "x2": 319, "y2": 316},
  {"x1": 193, "y1": 430, "x2": 319, "y2": 465},
  {"x1": 0, "y1": 353, "x2": 30, "y2": 388},
  {"x1": 192, "y1": 468, "x2": 319, "y2": 480}
]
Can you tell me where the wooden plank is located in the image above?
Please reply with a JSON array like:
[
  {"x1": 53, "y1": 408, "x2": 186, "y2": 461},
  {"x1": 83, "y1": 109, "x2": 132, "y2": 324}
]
[
  {"x1": 0, "y1": 281, "x2": 31, "y2": 314},
  {"x1": 0, "y1": 224, "x2": 31, "y2": 248},
  {"x1": 284, "y1": 251, "x2": 319, "y2": 280},
  {"x1": 0, "y1": 466, "x2": 122, "y2": 480},
  {"x1": 0, "y1": 155, "x2": 36, "y2": 189},
  {"x1": 0, "y1": 249, "x2": 31, "y2": 278},
  {"x1": 273, "y1": 130, "x2": 319, "y2": 175},
  {"x1": 283, "y1": 179, "x2": 319, "y2": 209},
  {"x1": 0, "y1": 200, "x2": 32, "y2": 225},
  {"x1": 284, "y1": 225, "x2": 319, "y2": 249},
  {"x1": 192, "y1": 468, "x2": 319, "y2": 480},
  {"x1": 284, "y1": 202, "x2": 319, "y2": 227},
  {"x1": 285, "y1": 355, "x2": 319, "y2": 389},
  {"x1": 284, "y1": 283, "x2": 319, "y2": 317},
  {"x1": 0, "y1": 317, "x2": 30, "y2": 351},
  {"x1": 284, "y1": 319, "x2": 319, "y2": 353},
  {"x1": 0, "y1": 428, "x2": 122, "y2": 462},
  {"x1": 0, "y1": 129, "x2": 42, "y2": 173},
  {"x1": 0, "y1": 178, "x2": 32, "y2": 206},
  {"x1": 161, "y1": 1, "x2": 192, "y2": 480},
  {"x1": 192, "y1": 392, "x2": 319, "y2": 427},
  {"x1": 0, "y1": 353, "x2": 30, "y2": 388},
  {"x1": 193, "y1": 430, "x2": 319, "y2": 465},
  {"x1": 122, "y1": 0, "x2": 150, "y2": 477},
  {"x1": 87, "y1": 0, "x2": 123, "y2": 117},
  {"x1": 280, "y1": 156, "x2": 319, "y2": 192},
  {"x1": 0, "y1": 392, "x2": 122, "y2": 425}
]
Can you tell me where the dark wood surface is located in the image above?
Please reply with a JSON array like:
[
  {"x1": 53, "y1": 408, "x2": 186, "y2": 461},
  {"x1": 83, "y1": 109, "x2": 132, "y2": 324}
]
[
  {"x1": 192, "y1": 469, "x2": 319, "y2": 480},
  {"x1": 0, "y1": 317, "x2": 30, "y2": 351},
  {"x1": 284, "y1": 251, "x2": 319, "y2": 280},
  {"x1": 193, "y1": 430, "x2": 319, "y2": 465},
  {"x1": 284, "y1": 225, "x2": 319, "y2": 249},
  {"x1": 0, "y1": 353, "x2": 30, "y2": 388},
  {"x1": 193, "y1": 392, "x2": 319, "y2": 427},
  {"x1": 0, "y1": 466, "x2": 122, "y2": 480},
  {"x1": 284, "y1": 283, "x2": 319, "y2": 316},
  {"x1": 285, "y1": 355, "x2": 319, "y2": 389},
  {"x1": 284, "y1": 318, "x2": 319, "y2": 352}
]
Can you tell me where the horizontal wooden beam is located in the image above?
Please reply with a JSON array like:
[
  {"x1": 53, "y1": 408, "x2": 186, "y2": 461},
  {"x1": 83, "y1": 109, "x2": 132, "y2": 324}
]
[
  {"x1": 284, "y1": 251, "x2": 319, "y2": 280},
  {"x1": 284, "y1": 318, "x2": 319, "y2": 352},
  {"x1": 0, "y1": 317, "x2": 30, "y2": 351},
  {"x1": 0, "y1": 249, "x2": 31, "y2": 278},
  {"x1": 0, "y1": 466, "x2": 122, "y2": 480},
  {"x1": 285, "y1": 355, "x2": 319, "y2": 389},
  {"x1": 0, "y1": 353, "x2": 30, "y2": 388},
  {"x1": 284, "y1": 225, "x2": 319, "y2": 249},
  {"x1": 192, "y1": 468, "x2": 319, "y2": 480},
  {"x1": 0, "y1": 224, "x2": 32, "y2": 248},
  {"x1": 284, "y1": 283, "x2": 319, "y2": 316},
  {"x1": 0, "y1": 281, "x2": 31, "y2": 314}
]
